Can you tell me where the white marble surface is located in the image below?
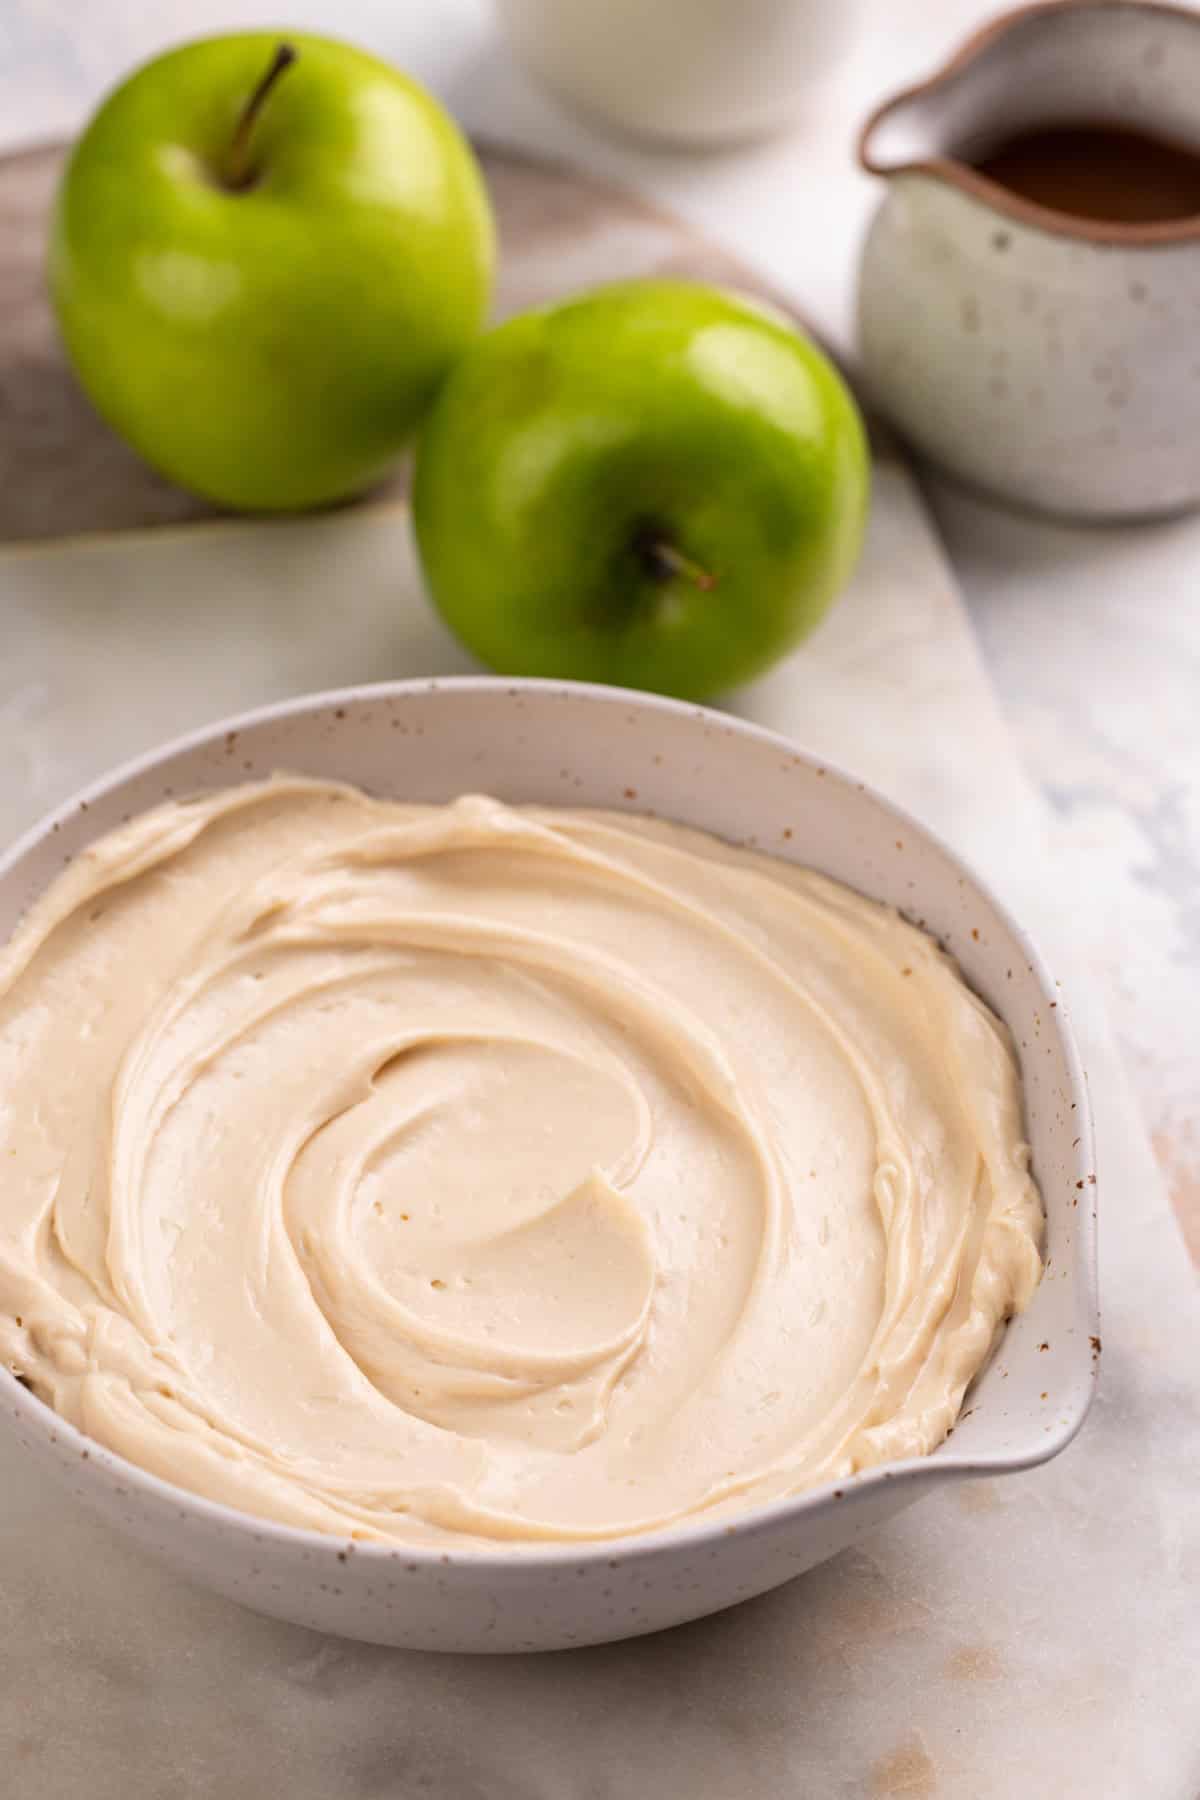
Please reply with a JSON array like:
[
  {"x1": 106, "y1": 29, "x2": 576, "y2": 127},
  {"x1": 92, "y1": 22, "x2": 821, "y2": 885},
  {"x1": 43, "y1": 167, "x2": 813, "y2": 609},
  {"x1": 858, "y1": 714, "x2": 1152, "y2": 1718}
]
[
  {"x1": 0, "y1": 470, "x2": 1196, "y2": 1800},
  {"x1": 0, "y1": 2, "x2": 1198, "y2": 1794},
  {"x1": 929, "y1": 479, "x2": 1200, "y2": 1262}
]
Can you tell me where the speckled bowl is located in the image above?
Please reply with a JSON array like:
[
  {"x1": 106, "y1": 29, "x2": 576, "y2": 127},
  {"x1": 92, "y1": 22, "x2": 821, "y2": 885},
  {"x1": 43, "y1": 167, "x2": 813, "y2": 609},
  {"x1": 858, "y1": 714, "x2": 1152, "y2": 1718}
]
[{"x1": 0, "y1": 678, "x2": 1098, "y2": 1652}]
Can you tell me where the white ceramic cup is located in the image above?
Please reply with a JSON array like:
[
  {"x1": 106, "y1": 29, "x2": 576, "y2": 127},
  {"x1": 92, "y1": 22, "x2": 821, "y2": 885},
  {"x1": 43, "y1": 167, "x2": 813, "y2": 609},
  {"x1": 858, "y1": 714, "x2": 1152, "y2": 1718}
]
[{"x1": 495, "y1": 0, "x2": 859, "y2": 148}]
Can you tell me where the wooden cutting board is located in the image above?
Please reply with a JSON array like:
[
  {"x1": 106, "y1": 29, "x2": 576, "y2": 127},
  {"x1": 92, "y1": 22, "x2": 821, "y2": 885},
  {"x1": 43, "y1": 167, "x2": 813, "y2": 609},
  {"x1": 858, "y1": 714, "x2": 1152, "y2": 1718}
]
[
  {"x1": 0, "y1": 138, "x2": 857, "y2": 542},
  {"x1": 0, "y1": 136, "x2": 1012, "y2": 894}
]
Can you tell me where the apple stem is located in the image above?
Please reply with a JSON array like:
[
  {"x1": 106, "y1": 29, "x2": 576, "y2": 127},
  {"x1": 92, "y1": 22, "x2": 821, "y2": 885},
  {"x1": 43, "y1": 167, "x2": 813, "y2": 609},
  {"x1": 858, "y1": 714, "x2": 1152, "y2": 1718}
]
[
  {"x1": 637, "y1": 534, "x2": 718, "y2": 592},
  {"x1": 225, "y1": 42, "x2": 297, "y2": 190}
]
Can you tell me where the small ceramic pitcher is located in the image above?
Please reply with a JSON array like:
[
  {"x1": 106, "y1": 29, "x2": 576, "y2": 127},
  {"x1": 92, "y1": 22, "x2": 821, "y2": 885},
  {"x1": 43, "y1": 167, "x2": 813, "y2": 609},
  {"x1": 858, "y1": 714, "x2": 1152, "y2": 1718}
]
[{"x1": 857, "y1": 0, "x2": 1200, "y2": 520}]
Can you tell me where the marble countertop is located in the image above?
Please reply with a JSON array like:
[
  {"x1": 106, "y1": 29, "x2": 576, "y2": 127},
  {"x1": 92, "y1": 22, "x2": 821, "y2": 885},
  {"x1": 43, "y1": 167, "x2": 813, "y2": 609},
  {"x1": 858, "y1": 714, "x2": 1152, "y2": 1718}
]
[{"x1": 0, "y1": 3, "x2": 1197, "y2": 1794}]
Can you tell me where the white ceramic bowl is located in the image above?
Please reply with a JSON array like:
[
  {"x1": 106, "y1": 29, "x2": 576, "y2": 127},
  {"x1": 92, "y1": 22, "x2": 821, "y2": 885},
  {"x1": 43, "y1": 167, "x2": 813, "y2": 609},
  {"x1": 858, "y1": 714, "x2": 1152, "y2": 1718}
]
[
  {"x1": 495, "y1": 0, "x2": 861, "y2": 149},
  {"x1": 0, "y1": 679, "x2": 1098, "y2": 1652}
]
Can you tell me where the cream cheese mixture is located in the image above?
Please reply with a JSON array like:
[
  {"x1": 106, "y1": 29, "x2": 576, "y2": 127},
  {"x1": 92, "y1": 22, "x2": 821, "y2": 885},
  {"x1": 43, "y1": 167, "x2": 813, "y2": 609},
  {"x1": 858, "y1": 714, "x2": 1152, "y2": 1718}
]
[{"x1": 0, "y1": 780, "x2": 1042, "y2": 1546}]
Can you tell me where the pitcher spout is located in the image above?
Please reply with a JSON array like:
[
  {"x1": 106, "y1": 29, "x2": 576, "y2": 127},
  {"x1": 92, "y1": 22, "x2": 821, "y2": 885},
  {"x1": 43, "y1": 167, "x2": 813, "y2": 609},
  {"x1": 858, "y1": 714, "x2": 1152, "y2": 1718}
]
[
  {"x1": 856, "y1": 5, "x2": 1021, "y2": 179},
  {"x1": 859, "y1": 84, "x2": 957, "y2": 177},
  {"x1": 860, "y1": 0, "x2": 1200, "y2": 189},
  {"x1": 857, "y1": 3, "x2": 1031, "y2": 178}
]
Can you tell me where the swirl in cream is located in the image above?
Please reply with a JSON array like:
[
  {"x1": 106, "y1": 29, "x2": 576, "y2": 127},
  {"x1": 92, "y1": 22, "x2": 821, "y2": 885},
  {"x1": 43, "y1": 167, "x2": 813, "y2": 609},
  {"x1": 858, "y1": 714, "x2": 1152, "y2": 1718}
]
[{"x1": 0, "y1": 780, "x2": 1042, "y2": 1546}]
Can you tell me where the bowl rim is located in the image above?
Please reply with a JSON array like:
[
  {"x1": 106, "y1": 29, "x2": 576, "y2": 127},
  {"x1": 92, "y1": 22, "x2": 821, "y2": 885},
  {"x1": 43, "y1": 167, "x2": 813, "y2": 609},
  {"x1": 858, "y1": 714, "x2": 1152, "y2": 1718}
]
[{"x1": 0, "y1": 674, "x2": 1099, "y2": 1571}]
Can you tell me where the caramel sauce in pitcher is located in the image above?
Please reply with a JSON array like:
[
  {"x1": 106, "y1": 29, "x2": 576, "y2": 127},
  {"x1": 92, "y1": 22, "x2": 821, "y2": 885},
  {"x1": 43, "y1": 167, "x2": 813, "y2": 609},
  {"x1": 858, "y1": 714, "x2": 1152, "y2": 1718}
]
[{"x1": 974, "y1": 123, "x2": 1200, "y2": 224}]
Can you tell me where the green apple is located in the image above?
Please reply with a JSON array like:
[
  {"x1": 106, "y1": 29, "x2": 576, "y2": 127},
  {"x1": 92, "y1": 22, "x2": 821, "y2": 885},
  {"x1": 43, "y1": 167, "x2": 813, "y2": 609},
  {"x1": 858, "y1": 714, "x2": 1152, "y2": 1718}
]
[
  {"x1": 411, "y1": 279, "x2": 869, "y2": 700},
  {"x1": 50, "y1": 33, "x2": 495, "y2": 511}
]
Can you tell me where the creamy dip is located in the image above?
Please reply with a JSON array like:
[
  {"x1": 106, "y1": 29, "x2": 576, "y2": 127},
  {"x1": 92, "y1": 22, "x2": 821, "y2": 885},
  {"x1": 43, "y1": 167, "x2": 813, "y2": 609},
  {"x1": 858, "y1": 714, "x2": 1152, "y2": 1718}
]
[{"x1": 0, "y1": 780, "x2": 1042, "y2": 1547}]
